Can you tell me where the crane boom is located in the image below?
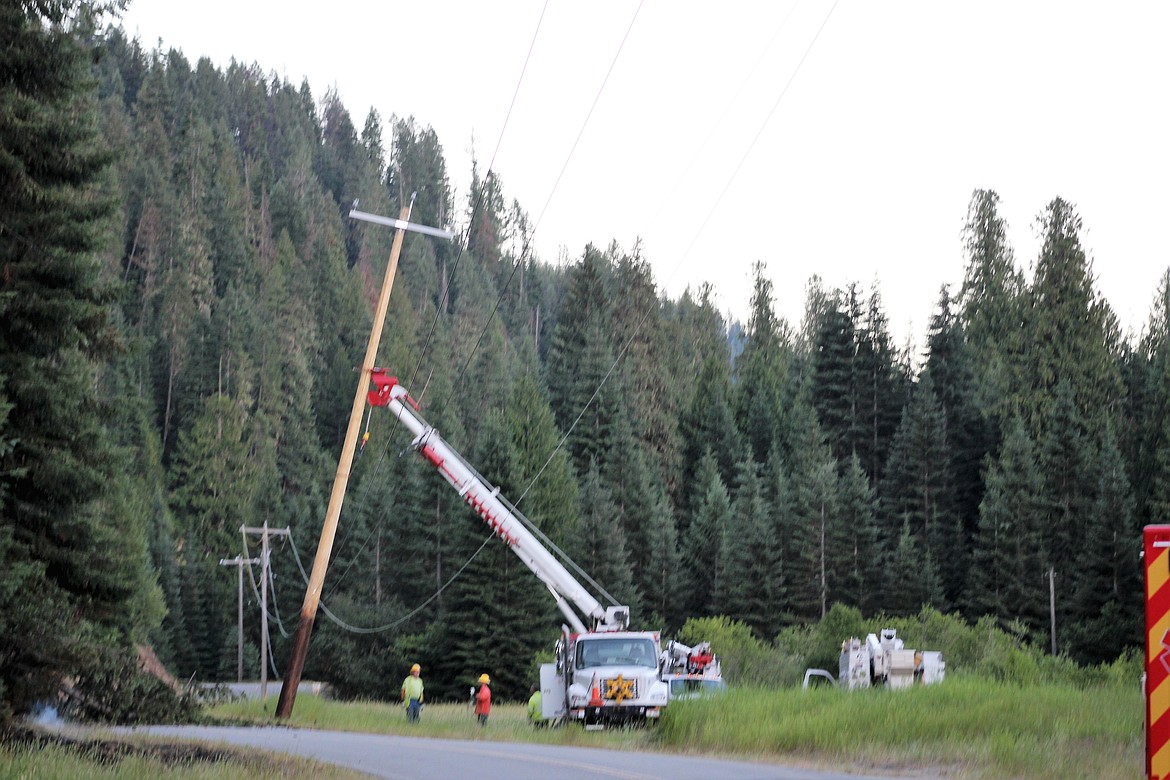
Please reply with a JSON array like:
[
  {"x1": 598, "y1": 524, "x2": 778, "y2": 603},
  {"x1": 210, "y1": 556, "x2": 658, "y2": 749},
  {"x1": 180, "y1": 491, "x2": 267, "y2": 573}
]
[{"x1": 370, "y1": 372, "x2": 629, "y2": 634}]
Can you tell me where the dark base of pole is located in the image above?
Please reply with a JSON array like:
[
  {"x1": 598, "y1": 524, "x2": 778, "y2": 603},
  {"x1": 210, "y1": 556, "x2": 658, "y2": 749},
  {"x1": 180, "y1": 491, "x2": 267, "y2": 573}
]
[{"x1": 276, "y1": 614, "x2": 315, "y2": 718}]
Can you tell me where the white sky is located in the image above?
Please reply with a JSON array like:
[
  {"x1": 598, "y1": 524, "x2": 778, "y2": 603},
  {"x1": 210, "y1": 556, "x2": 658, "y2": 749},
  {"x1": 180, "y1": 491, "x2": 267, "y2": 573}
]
[{"x1": 117, "y1": 1, "x2": 1170, "y2": 347}]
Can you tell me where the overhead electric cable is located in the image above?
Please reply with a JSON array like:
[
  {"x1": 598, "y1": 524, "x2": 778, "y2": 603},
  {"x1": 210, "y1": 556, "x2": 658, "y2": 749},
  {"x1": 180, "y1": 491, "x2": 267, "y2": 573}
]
[
  {"x1": 659, "y1": 0, "x2": 841, "y2": 292},
  {"x1": 517, "y1": 0, "x2": 839, "y2": 506},
  {"x1": 323, "y1": 2, "x2": 556, "y2": 600},
  {"x1": 442, "y1": 0, "x2": 644, "y2": 407}
]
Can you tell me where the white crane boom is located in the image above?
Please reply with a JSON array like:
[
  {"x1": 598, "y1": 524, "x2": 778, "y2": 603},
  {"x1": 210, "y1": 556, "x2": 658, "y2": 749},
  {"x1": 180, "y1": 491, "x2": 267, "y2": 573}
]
[{"x1": 371, "y1": 372, "x2": 628, "y2": 634}]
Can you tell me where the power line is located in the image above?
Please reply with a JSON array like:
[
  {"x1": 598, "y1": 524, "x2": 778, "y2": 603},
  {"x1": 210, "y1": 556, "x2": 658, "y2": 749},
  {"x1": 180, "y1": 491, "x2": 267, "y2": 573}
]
[{"x1": 324, "y1": 3, "x2": 556, "y2": 595}]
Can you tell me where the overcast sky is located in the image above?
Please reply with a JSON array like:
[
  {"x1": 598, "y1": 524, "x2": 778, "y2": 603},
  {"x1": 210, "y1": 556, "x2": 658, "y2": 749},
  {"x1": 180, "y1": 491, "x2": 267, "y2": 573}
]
[{"x1": 117, "y1": 1, "x2": 1169, "y2": 347}]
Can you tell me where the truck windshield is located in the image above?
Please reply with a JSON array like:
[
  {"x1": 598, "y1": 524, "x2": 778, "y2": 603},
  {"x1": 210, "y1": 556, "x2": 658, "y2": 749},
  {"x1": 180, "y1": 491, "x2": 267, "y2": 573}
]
[{"x1": 575, "y1": 637, "x2": 657, "y2": 669}]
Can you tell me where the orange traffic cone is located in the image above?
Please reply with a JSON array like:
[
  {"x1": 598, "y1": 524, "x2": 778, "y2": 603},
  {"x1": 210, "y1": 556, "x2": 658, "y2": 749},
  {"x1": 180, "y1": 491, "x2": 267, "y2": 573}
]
[{"x1": 588, "y1": 674, "x2": 603, "y2": 707}]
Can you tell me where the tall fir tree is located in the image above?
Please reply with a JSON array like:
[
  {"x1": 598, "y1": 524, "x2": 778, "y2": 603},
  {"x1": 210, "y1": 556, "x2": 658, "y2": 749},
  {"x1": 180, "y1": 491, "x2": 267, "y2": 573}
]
[
  {"x1": 878, "y1": 373, "x2": 959, "y2": 607},
  {"x1": 0, "y1": 0, "x2": 161, "y2": 718},
  {"x1": 678, "y1": 450, "x2": 730, "y2": 618},
  {"x1": 965, "y1": 416, "x2": 1046, "y2": 634},
  {"x1": 716, "y1": 455, "x2": 772, "y2": 635},
  {"x1": 956, "y1": 189, "x2": 1025, "y2": 423},
  {"x1": 733, "y1": 262, "x2": 791, "y2": 465},
  {"x1": 1064, "y1": 425, "x2": 1139, "y2": 663}
]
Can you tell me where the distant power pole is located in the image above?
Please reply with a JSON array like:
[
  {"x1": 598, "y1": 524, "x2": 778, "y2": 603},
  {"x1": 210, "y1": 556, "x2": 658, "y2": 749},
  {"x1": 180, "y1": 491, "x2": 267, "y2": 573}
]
[
  {"x1": 240, "y1": 522, "x2": 290, "y2": 700},
  {"x1": 1049, "y1": 567, "x2": 1057, "y2": 656},
  {"x1": 219, "y1": 554, "x2": 260, "y2": 683}
]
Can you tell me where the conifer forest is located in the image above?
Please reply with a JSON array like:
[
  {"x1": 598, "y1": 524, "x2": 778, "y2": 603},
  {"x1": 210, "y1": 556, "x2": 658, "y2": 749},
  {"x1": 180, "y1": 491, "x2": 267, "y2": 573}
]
[{"x1": 0, "y1": 3, "x2": 1160, "y2": 721}]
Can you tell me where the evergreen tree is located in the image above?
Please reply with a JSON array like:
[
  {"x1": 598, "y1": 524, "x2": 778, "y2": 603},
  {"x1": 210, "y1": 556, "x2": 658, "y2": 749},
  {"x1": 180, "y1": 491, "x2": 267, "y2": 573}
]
[
  {"x1": 677, "y1": 349, "x2": 741, "y2": 523},
  {"x1": 716, "y1": 455, "x2": 771, "y2": 635},
  {"x1": 1037, "y1": 380, "x2": 1094, "y2": 594},
  {"x1": 1065, "y1": 426, "x2": 1140, "y2": 663},
  {"x1": 878, "y1": 373, "x2": 959, "y2": 607},
  {"x1": 811, "y1": 288, "x2": 859, "y2": 466},
  {"x1": 956, "y1": 189, "x2": 1024, "y2": 421},
  {"x1": 786, "y1": 390, "x2": 839, "y2": 620},
  {"x1": 966, "y1": 417, "x2": 1046, "y2": 633},
  {"x1": 0, "y1": 0, "x2": 159, "y2": 718},
  {"x1": 834, "y1": 453, "x2": 881, "y2": 615},
  {"x1": 884, "y1": 521, "x2": 941, "y2": 616},
  {"x1": 854, "y1": 285, "x2": 908, "y2": 483},
  {"x1": 642, "y1": 486, "x2": 681, "y2": 627},
  {"x1": 545, "y1": 248, "x2": 622, "y2": 475},
  {"x1": 761, "y1": 444, "x2": 795, "y2": 631},
  {"x1": 924, "y1": 286, "x2": 994, "y2": 553},
  {"x1": 678, "y1": 451, "x2": 729, "y2": 618},
  {"x1": 1020, "y1": 197, "x2": 1125, "y2": 436},
  {"x1": 733, "y1": 262, "x2": 790, "y2": 464},
  {"x1": 573, "y1": 459, "x2": 639, "y2": 613}
]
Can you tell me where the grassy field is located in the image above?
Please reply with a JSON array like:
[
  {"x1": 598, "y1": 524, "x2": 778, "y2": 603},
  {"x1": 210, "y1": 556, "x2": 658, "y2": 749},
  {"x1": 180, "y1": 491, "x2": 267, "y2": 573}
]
[
  {"x1": 4, "y1": 675, "x2": 1143, "y2": 779},
  {"x1": 207, "y1": 675, "x2": 1144, "y2": 779}
]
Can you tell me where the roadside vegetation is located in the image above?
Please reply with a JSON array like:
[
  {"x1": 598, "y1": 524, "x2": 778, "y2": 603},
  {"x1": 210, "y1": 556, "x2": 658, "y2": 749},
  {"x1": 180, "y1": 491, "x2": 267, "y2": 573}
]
[
  {"x1": 0, "y1": 731, "x2": 364, "y2": 780},
  {"x1": 199, "y1": 607, "x2": 1145, "y2": 780},
  {"x1": 203, "y1": 676, "x2": 1142, "y2": 780}
]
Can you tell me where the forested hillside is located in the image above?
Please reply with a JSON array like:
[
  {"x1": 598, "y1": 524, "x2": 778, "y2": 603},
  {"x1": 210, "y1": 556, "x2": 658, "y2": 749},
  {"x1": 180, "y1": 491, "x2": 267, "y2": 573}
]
[{"x1": 1, "y1": 3, "x2": 1160, "y2": 720}]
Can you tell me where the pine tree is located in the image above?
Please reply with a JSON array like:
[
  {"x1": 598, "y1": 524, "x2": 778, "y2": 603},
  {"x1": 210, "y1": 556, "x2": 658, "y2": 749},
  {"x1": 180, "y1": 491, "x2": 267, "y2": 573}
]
[
  {"x1": 834, "y1": 453, "x2": 881, "y2": 615},
  {"x1": 956, "y1": 189, "x2": 1024, "y2": 421},
  {"x1": 642, "y1": 486, "x2": 681, "y2": 627},
  {"x1": 878, "y1": 373, "x2": 958, "y2": 607},
  {"x1": 1064, "y1": 426, "x2": 1140, "y2": 663},
  {"x1": 678, "y1": 350, "x2": 741, "y2": 523},
  {"x1": 716, "y1": 455, "x2": 771, "y2": 635},
  {"x1": 678, "y1": 451, "x2": 730, "y2": 618},
  {"x1": 1036, "y1": 380, "x2": 1094, "y2": 591},
  {"x1": 733, "y1": 262, "x2": 791, "y2": 464},
  {"x1": 924, "y1": 286, "x2": 994, "y2": 554},
  {"x1": 854, "y1": 285, "x2": 909, "y2": 483},
  {"x1": 1020, "y1": 197, "x2": 1125, "y2": 436},
  {"x1": 0, "y1": 0, "x2": 159, "y2": 718},
  {"x1": 787, "y1": 391, "x2": 839, "y2": 620},
  {"x1": 573, "y1": 459, "x2": 639, "y2": 613},
  {"x1": 811, "y1": 288, "x2": 859, "y2": 466},
  {"x1": 966, "y1": 417, "x2": 1046, "y2": 633}
]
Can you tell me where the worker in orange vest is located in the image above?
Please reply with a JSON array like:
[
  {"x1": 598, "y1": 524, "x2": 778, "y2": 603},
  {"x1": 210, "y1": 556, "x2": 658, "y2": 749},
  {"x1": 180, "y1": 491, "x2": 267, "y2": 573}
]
[{"x1": 474, "y1": 673, "x2": 491, "y2": 726}]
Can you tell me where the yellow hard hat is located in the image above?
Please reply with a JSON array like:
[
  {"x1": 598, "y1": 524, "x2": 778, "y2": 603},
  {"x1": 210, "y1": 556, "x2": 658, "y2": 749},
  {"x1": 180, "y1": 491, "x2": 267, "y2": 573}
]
[
  {"x1": 478, "y1": 673, "x2": 490, "y2": 684},
  {"x1": 410, "y1": 663, "x2": 421, "y2": 673}
]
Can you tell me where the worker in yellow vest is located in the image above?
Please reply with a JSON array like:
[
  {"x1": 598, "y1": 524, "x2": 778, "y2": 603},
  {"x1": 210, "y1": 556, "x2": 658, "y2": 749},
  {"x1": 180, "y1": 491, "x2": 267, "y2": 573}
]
[{"x1": 401, "y1": 663, "x2": 424, "y2": 722}]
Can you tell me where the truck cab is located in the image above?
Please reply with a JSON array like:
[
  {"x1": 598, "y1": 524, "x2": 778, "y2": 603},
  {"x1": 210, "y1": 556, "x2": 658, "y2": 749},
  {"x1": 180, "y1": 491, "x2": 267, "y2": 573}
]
[{"x1": 542, "y1": 631, "x2": 670, "y2": 726}]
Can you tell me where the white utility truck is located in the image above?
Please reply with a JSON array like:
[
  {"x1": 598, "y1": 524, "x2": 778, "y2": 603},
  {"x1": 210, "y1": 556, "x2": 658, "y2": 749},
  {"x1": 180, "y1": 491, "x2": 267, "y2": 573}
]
[
  {"x1": 838, "y1": 628, "x2": 945, "y2": 689},
  {"x1": 369, "y1": 372, "x2": 722, "y2": 725}
]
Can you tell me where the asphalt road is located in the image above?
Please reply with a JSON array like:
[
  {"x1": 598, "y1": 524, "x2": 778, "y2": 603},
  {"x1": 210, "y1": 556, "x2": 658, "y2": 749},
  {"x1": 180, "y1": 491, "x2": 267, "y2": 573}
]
[{"x1": 126, "y1": 725, "x2": 927, "y2": 780}]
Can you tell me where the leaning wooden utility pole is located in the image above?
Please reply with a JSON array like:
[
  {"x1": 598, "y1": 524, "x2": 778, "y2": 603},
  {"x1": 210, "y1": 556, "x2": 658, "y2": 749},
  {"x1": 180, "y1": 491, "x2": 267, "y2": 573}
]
[{"x1": 276, "y1": 197, "x2": 453, "y2": 718}]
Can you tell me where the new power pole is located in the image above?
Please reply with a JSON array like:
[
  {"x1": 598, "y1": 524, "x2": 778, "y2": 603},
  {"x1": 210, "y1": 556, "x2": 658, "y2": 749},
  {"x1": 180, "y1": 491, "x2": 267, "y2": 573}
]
[{"x1": 276, "y1": 199, "x2": 453, "y2": 718}]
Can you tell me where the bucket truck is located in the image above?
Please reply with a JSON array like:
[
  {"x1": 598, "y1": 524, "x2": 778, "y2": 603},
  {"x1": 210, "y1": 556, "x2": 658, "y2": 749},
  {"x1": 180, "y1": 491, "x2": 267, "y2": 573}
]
[
  {"x1": 368, "y1": 371, "x2": 722, "y2": 725},
  {"x1": 804, "y1": 628, "x2": 945, "y2": 690}
]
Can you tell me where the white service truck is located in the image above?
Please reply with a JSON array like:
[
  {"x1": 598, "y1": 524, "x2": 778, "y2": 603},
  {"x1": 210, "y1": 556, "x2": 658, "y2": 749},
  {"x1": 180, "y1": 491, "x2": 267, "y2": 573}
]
[
  {"x1": 369, "y1": 371, "x2": 722, "y2": 725},
  {"x1": 838, "y1": 628, "x2": 945, "y2": 689}
]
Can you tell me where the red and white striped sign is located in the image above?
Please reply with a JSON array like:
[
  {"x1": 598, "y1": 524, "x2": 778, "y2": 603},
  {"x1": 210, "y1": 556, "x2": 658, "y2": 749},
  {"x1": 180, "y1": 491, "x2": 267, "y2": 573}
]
[{"x1": 1145, "y1": 525, "x2": 1170, "y2": 780}]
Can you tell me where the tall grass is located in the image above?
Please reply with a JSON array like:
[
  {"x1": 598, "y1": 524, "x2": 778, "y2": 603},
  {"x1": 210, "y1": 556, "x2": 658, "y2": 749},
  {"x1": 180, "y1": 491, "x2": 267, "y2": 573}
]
[
  {"x1": 654, "y1": 676, "x2": 1143, "y2": 779},
  {"x1": 0, "y1": 737, "x2": 363, "y2": 779}
]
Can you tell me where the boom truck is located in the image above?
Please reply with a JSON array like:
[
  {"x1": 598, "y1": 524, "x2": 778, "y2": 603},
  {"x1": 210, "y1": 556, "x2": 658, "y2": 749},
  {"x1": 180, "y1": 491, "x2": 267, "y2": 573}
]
[{"x1": 368, "y1": 371, "x2": 722, "y2": 725}]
